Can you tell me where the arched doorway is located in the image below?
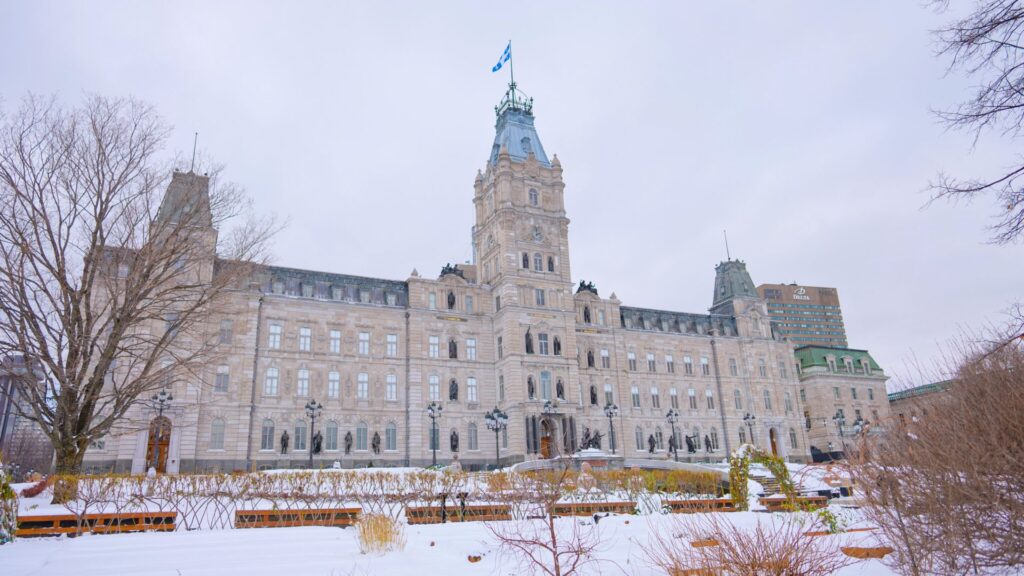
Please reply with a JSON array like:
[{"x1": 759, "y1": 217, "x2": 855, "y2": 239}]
[
  {"x1": 769, "y1": 428, "x2": 778, "y2": 457},
  {"x1": 145, "y1": 416, "x2": 172, "y2": 473},
  {"x1": 540, "y1": 419, "x2": 553, "y2": 459}
]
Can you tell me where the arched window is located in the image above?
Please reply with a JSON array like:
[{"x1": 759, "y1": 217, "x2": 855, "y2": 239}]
[
  {"x1": 294, "y1": 419, "x2": 308, "y2": 451},
  {"x1": 210, "y1": 418, "x2": 225, "y2": 450},
  {"x1": 635, "y1": 427, "x2": 644, "y2": 451},
  {"x1": 449, "y1": 379, "x2": 459, "y2": 401},
  {"x1": 522, "y1": 252, "x2": 529, "y2": 269},
  {"x1": 260, "y1": 419, "x2": 275, "y2": 450},
  {"x1": 710, "y1": 428, "x2": 719, "y2": 451},
  {"x1": 789, "y1": 428, "x2": 798, "y2": 449},
  {"x1": 529, "y1": 188, "x2": 539, "y2": 206},
  {"x1": 738, "y1": 426, "x2": 746, "y2": 445},
  {"x1": 547, "y1": 256, "x2": 554, "y2": 272},
  {"x1": 326, "y1": 421, "x2": 339, "y2": 451},
  {"x1": 655, "y1": 427, "x2": 664, "y2": 450},
  {"x1": 734, "y1": 389, "x2": 742, "y2": 410},
  {"x1": 533, "y1": 253, "x2": 543, "y2": 271},
  {"x1": 356, "y1": 421, "x2": 368, "y2": 451},
  {"x1": 468, "y1": 423, "x2": 478, "y2": 450},
  {"x1": 386, "y1": 422, "x2": 397, "y2": 451}
]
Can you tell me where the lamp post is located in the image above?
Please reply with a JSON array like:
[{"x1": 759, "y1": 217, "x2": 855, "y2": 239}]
[
  {"x1": 743, "y1": 412, "x2": 756, "y2": 446},
  {"x1": 426, "y1": 401, "x2": 443, "y2": 467},
  {"x1": 484, "y1": 406, "x2": 509, "y2": 471},
  {"x1": 150, "y1": 389, "x2": 173, "y2": 473},
  {"x1": 832, "y1": 411, "x2": 847, "y2": 456},
  {"x1": 305, "y1": 398, "x2": 323, "y2": 469},
  {"x1": 604, "y1": 402, "x2": 619, "y2": 454},
  {"x1": 666, "y1": 408, "x2": 680, "y2": 462}
]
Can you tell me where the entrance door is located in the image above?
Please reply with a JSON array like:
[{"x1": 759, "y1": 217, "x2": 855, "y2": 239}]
[
  {"x1": 769, "y1": 428, "x2": 778, "y2": 456},
  {"x1": 145, "y1": 416, "x2": 172, "y2": 473}
]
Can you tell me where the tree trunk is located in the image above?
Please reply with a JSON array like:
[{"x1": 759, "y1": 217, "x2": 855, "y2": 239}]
[{"x1": 50, "y1": 440, "x2": 85, "y2": 504}]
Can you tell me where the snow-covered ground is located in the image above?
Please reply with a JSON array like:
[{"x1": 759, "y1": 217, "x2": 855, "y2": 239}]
[{"x1": 1, "y1": 512, "x2": 895, "y2": 576}]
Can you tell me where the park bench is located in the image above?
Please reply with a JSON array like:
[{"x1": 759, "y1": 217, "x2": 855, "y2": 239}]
[
  {"x1": 664, "y1": 498, "x2": 737, "y2": 513},
  {"x1": 16, "y1": 511, "x2": 176, "y2": 537},
  {"x1": 234, "y1": 507, "x2": 360, "y2": 529},
  {"x1": 758, "y1": 495, "x2": 828, "y2": 512},
  {"x1": 551, "y1": 501, "x2": 636, "y2": 516},
  {"x1": 406, "y1": 503, "x2": 511, "y2": 524}
]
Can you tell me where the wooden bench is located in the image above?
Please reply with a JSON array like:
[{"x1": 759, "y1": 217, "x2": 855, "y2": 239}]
[
  {"x1": 758, "y1": 495, "x2": 828, "y2": 512},
  {"x1": 234, "y1": 508, "x2": 360, "y2": 529},
  {"x1": 406, "y1": 504, "x2": 511, "y2": 525},
  {"x1": 552, "y1": 501, "x2": 636, "y2": 517},
  {"x1": 16, "y1": 511, "x2": 176, "y2": 537},
  {"x1": 664, "y1": 498, "x2": 738, "y2": 513}
]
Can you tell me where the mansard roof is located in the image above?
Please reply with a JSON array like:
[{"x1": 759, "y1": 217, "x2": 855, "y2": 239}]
[
  {"x1": 619, "y1": 305, "x2": 738, "y2": 337},
  {"x1": 489, "y1": 86, "x2": 550, "y2": 167},
  {"x1": 794, "y1": 345, "x2": 883, "y2": 372},
  {"x1": 258, "y1": 265, "x2": 408, "y2": 307}
]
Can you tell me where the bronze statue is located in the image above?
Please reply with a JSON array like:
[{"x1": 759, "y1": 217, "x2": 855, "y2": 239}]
[
  {"x1": 527, "y1": 376, "x2": 535, "y2": 399},
  {"x1": 344, "y1": 431, "x2": 353, "y2": 455},
  {"x1": 704, "y1": 435, "x2": 712, "y2": 453},
  {"x1": 280, "y1": 430, "x2": 289, "y2": 454},
  {"x1": 447, "y1": 291, "x2": 456, "y2": 310},
  {"x1": 553, "y1": 337, "x2": 561, "y2": 356},
  {"x1": 669, "y1": 433, "x2": 677, "y2": 455},
  {"x1": 449, "y1": 379, "x2": 458, "y2": 401},
  {"x1": 556, "y1": 379, "x2": 564, "y2": 400},
  {"x1": 525, "y1": 329, "x2": 534, "y2": 354},
  {"x1": 450, "y1": 430, "x2": 459, "y2": 452},
  {"x1": 312, "y1": 430, "x2": 323, "y2": 454},
  {"x1": 590, "y1": 385, "x2": 598, "y2": 406},
  {"x1": 449, "y1": 338, "x2": 458, "y2": 359},
  {"x1": 372, "y1": 432, "x2": 381, "y2": 455},
  {"x1": 648, "y1": 434, "x2": 656, "y2": 454}
]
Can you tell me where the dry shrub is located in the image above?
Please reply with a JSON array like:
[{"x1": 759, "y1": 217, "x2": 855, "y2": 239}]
[
  {"x1": 356, "y1": 513, "x2": 406, "y2": 554},
  {"x1": 19, "y1": 479, "x2": 49, "y2": 498},
  {"x1": 850, "y1": 337, "x2": 1024, "y2": 575},
  {"x1": 642, "y1": 514, "x2": 859, "y2": 576}
]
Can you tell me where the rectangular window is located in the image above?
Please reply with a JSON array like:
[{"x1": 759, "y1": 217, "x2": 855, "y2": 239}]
[
  {"x1": 628, "y1": 352, "x2": 637, "y2": 371},
  {"x1": 729, "y1": 358, "x2": 738, "y2": 376},
  {"x1": 356, "y1": 426, "x2": 367, "y2": 450},
  {"x1": 297, "y1": 369, "x2": 310, "y2": 397},
  {"x1": 604, "y1": 383, "x2": 613, "y2": 405},
  {"x1": 851, "y1": 387, "x2": 858, "y2": 400},
  {"x1": 328, "y1": 371, "x2": 340, "y2": 398},
  {"x1": 538, "y1": 334, "x2": 549, "y2": 355},
  {"x1": 598, "y1": 310, "x2": 605, "y2": 325},
  {"x1": 763, "y1": 390, "x2": 773, "y2": 411},
  {"x1": 535, "y1": 288, "x2": 545, "y2": 307},
  {"x1": 326, "y1": 423, "x2": 338, "y2": 451},
  {"x1": 466, "y1": 338, "x2": 476, "y2": 360},
  {"x1": 647, "y1": 353, "x2": 656, "y2": 372},
  {"x1": 497, "y1": 336, "x2": 503, "y2": 359},
  {"x1": 495, "y1": 295, "x2": 501, "y2": 311},
  {"x1": 210, "y1": 421, "x2": 225, "y2": 450},
  {"x1": 298, "y1": 327, "x2": 312, "y2": 351},
  {"x1": 429, "y1": 375, "x2": 440, "y2": 401},
  {"x1": 784, "y1": 392, "x2": 793, "y2": 413},
  {"x1": 800, "y1": 389, "x2": 806, "y2": 404},
  {"x1": 758, "y1": 359, "x2": 767, "y2": 378},
  {"x1": 706, "y1": 389, "x2": 715, "y2": 410},
  {"x1": 429, "y1": 335, "x2": 439, "y2": 358},
  {"x1": 499, "y1": 373, "x2": 506, "y2": 402},
  {"x1": 465, "y1": 295, "x2": 474, "y2": 314},
  {"x1": 386, "y1": 334, "x2": 398, "y2": 357},
  {"x1": 264, "y1": 367, "x2": 279, "y2": 396},
  {"x1": 268, "y1": 324, "x2": 282, "y2": 349},
  {"x1": 868, "y1": 388, "x2": 874, "y2": 401},
  {"x1": 833, "y1": 387, "x2": 841, "y2": 400},
  {"x1": 688, "y1": 388, "x2": 697, "y2": 410},
  {"x1": 778, "y1": 360, "x2": 788, "y2": 379},
  {"x1": 601, "y1": 349, "x2": 610, "y2": 369},
  {"x1": 219, "y1": 320, "x2": 233, "y2": 345},
  {"x1": 540, "y1": 371, "x2": 552, "y2": 400},
  {"x1": 650, "y1": 387, "x2": 660, "y2": 408},
  {"x1": 701, "y1": 356, "x2": 710, "y2": 376},
  {"x1": 467, "y1": 377, "x2": 478, "y2": 403},
  {"x1": 684, "y1": 356, "x2": 694, "y2": 375},
  {"x1": 631, "y1": 386, "x2": 641, "y2": 408},
  {"x1": 357, "y1": 372, "x2": 369, "y2": 399},
  {"x1": 358, "y1": 332, "x2": 370, "y2": 355},
  {"x1": 386, "y1": 425, "x2": 397, "y2": 451},
  {"x1": 386, "y1": 374, "x2": 397, "y2": 401},
  {"x1": 330, "y1": 330, "x2": 341, "y2": 354},
  {"x1": 670, "y1": 388, "x2": 679, "y2": 408},
  {"x1": 666, "y1": 355, "x2": 674, "y2": 373},
  {"x1": 215, "y1": 365, "x2": 229, "y2": 392},
  {"x1": 734, "y1": 389, "x2": 743, "y2": 410},
  {"x1": 428, "y1": 292, "x2": 436, "y2": 309}
]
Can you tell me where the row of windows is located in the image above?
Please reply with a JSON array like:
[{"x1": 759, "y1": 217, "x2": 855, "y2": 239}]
[
  {"x1": 257, "y1": 419, "x2": 398, "y2": 452},
  {"x1": 522, "y1": 252, "x2": 556, "y2": 273},
  {"x1": 262, "y1": 368, "x2": 398, "y2": 401},
  {"x1": 622, "y1": 385, "x2": 795, "y2": 414},
  {"x1": 427, "y1": 336, "x2": 478, "y2": 360},
  {"x1": 266, "y1": 326, "x2": 398, "y2": 357},
  {"x1": 631, "y1": 426, "x2": 799, "y2": 452},
  {"x1": 426, "y1": 290, "x2": 476, "y2": 313},
  {"x1": 766, "y1": 303, "x2": 841, "y2": 310},
  {"x1": 523, "y1": 332, "x2": 562, "y2": 356},
  {"x1": 591, "y1": 351, "x2": 790, "y2": 381},
  {"x1": 831, "y1": 386, "x2": 876, "y2": 401},
  {"x1": 427, "y1": 375, "x2": 480, "y2": 403}
]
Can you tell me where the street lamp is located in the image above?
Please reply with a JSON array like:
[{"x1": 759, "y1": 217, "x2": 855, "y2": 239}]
[
  {"x1": 666, "y1": 408, "x2": 680, "y2": 462},
  {"x1": 743, "y1": 412, "x2": 756, "y2": 446},
  {"x1": 150, "y1": 389, "x2": 173, "y2": 473},
  {"x1": 603, "y1": 402, "x2": 619, "y2": 454},
  {"x1": 852, "y1": 416, "x2": 869, "y2": 436},
  {"x1": 304, "y1": 398, "x2": 323, "y2": 469},
  {"x1": 426, "y1": 401, "x2": 443, "y2": 467},
  {"x1": 484, "y1": 406, "x2": 509, "y2": 471}
]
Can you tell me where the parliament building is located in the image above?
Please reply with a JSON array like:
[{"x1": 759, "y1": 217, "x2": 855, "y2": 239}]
[{"x1": 85, "y1": 85, "x2": 885, "y2": 474}]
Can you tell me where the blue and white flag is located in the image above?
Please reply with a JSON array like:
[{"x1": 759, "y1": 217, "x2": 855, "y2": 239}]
[{"x1": 492, "y1": 42, "x2": 511, "y2": 72}]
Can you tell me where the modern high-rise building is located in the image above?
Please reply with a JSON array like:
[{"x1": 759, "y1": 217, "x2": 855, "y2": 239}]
[{"x1": 756, "y1": 284, "x2": 848, "y2": 348}]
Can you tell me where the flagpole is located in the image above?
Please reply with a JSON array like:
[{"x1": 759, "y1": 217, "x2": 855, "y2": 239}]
[{"x1": 508, "y1": 39, "x2": 515, "y2": 106}]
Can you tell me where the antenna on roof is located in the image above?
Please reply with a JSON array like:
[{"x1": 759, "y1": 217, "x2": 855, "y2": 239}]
[
  {"x1": 723, "y1": 230, "x2": 732, "y2": 261},
  {"x1": 190, "y1": 132, "x2": 199, "y2": 173}
]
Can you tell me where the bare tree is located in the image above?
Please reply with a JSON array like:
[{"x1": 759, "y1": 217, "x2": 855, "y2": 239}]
[
  {"x1": 0, "y1": 94, "x2": 276, "y2": 484},
  {"x1": 929, "y1": 0, "x2": 1024, "y2": 244}
]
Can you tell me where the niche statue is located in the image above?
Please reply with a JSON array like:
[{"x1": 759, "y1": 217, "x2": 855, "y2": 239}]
[
  {"x1": 450, "y1": 430, "x2": 460, "y2": 452},
  {"x1": 344, "y1": 431, "x2": 353, "y2": 455},
  {"x1": 280, "y1": 430, "x2": 290, "y2": 454}
]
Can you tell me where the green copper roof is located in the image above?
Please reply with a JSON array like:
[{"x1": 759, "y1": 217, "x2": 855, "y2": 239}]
[{"x1": 794, "y1": 345, "x2": 882, "y2": 371}]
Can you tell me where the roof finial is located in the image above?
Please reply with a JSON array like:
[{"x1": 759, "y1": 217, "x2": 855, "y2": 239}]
[{"x1": 723, "y1": 230, "x2": 732, "y2": 261}]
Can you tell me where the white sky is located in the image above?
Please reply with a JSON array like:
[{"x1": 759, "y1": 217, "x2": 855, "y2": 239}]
[{"x1": 3, "y1": 1, "x2": 1022, "y2": 385}]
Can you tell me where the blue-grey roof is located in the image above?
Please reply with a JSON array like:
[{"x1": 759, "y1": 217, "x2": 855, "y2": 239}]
[
  {"x1": 490, "y1": 107, "x2": 550, "y2": 167},
  {"x1": 620, "y1": 306, "x2": 738, "y2": 337}
]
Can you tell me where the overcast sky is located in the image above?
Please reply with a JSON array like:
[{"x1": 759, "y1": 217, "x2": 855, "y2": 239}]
[{"x1": 3, "y1": 1, "x2": 1022, "y2": 386}]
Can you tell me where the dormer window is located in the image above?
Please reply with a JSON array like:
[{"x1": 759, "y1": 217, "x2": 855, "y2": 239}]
[
  {"x1": 827, "y1": 357, "x2": 837, "y2": 372},
  {"x1": 843, "y1": 357, "x2": 854, "y2": 373},
  {"x1": 529, "y1": 188, "x2": 539, "y2": 206}
]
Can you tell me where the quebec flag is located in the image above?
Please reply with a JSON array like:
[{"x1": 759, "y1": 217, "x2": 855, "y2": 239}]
[{"x1": 492, "y1": 42, "x2": 511, "y2": 72}]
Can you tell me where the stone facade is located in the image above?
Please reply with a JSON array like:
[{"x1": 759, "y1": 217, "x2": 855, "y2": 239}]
[{"x1": 85, "y1": 85, "x2": 822, "y2": 473}]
